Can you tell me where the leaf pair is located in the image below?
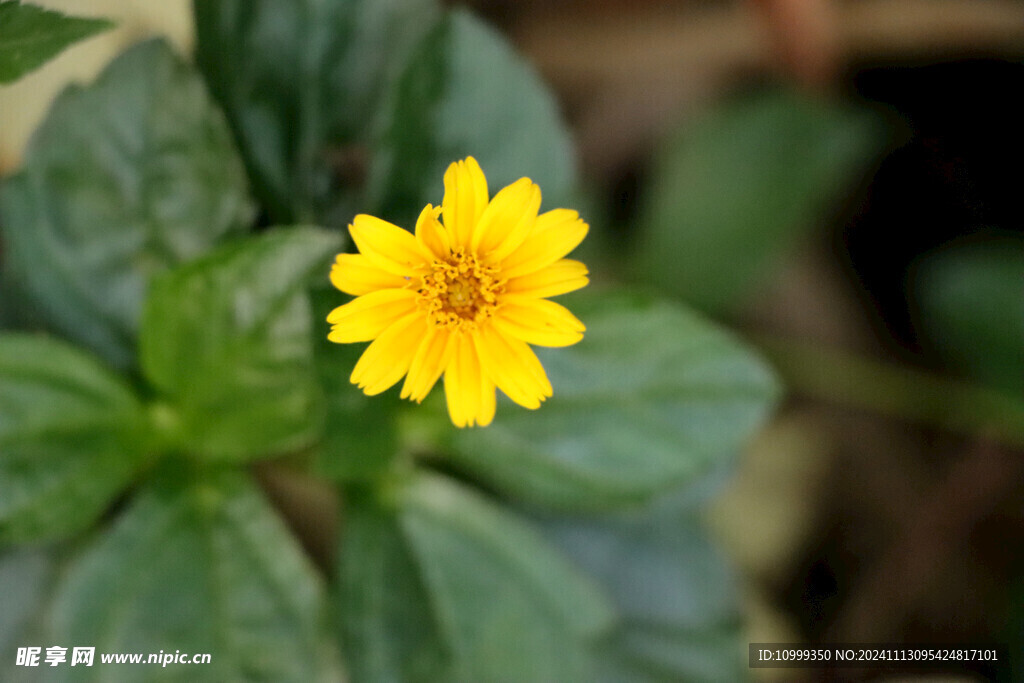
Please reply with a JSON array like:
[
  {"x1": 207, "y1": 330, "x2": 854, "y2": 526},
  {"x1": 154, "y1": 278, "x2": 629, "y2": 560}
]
[
  {"x1": 1, "y1": 469, "x2": 340, "y2": 683},
  {"x1": 193, "y1": 1, "x2": 575, "y2": 227}
]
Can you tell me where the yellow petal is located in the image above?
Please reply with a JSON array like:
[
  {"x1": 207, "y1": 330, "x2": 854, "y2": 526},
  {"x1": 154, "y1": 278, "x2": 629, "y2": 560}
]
[
  {"x1": 493, "y1": 297, "x2": 585, "y2": 347},
  {"x1": 330, "y1": 253, "x2": 410, "y2": 296},
  {"x1": 327, "y1": 289, "x2": 418, "y2": 343},
  {"x1": 475, "y1": 325, "x2": 552, "y2": 410},
  {"x1": 504, "y1": 259, "x2": 589, "y2": 298},
  {"x1": 350, "y1": 313, "x2": 426, "y2": 395},
  {"x1": 499, "y1": 209, "x2": 589, "y2": 279},
  {"x1": 444, "y1": 333, "x2": 495, "y2": 427},
  {"x1": 442, "y1": 157, "x2": 489, "y2": 249},
  {"x1": 415, "y1": 204, "x2": 450, "y2": 261},
  {"x1": 400, "y1": 326, "x2": 454, "y2": 403},
  {"x1": 349, "y1": 214, "x2": 430, "y2": 277},
  {"x1": 471, "y1": 177, "x2": 541, "y2": 259}
]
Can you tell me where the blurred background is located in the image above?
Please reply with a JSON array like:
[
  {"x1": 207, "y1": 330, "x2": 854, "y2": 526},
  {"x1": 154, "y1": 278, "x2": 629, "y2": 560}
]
[{"x1": 3, "y1": 1, "x2": 1023, "y2": 680}]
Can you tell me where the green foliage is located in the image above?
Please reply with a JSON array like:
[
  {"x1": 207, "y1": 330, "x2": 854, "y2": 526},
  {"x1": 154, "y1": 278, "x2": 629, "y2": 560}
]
[
  {"x1": 0, "y1": 2, "x2": 792, "y2": 681},
  {"x1": 0, "y1": 39, "x2": 254, "y2": 369},
  {"x1": 0, "y1": 334, "x2": 149, "y2": 544},
  {"x1": 448, "y1": 291, "x2": 780, "y2": 510},
  {"x1": 538, "y1": 489, "x2": 747, "y2": 682},
  {"x1": 0, "y1": 0, "x2": 112, "y2": 84},
  {"x1": 310, "y1": 287, "x2": 405, "y2": 481},
  {"x1": 140, "y1": 229, "x2": 341, "y2": 461},
  {"x1": 633, "y1": 89, "x2": 885, "y2": 313},
  {"x1": 338, "y1": 473, "x2": 615, "y2": 683},
  {"x1": 193, "y1": 0, "x2": 439, "y2": 224},
  {"x1": 48, "y1": 466, "x2": 339, "y2": 682},
  {"x1": 368, "y1": 9, "x2": 576, "y2": 222},
  {"x1": 911, "y1": 238, "x2": 1024, "y2": 398}
]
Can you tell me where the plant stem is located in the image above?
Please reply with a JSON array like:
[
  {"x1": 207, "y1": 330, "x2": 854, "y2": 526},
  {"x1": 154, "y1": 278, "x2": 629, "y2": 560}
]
[{"x1": 754, "y1": 335, "x2": 1024, "y2": 447}]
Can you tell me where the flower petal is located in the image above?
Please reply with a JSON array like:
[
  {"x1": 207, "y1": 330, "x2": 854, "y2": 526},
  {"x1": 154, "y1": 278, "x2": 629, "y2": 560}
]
[
  {"x1": 400, "y1": 325, "x2": 454, "y2": 403},
  {"x1": 327, "y1": 289, "x2": 418, "y2": 343},
  {"x1": 475, "y1": 325, "x2": 552, "y2": 410},
  {"x1": 499, "y1": 209, "x2": 589, "y2": 279},
  {"x1": 330, "y1": 253, "x2": 410, "y2": 296},
  {"x1": 415, "y1": 204, "x2": 450, "y2": 261},
  {"x1": 444, "y1": 333, "x2": 495, "y2": 427},
  {"x1": 493, "y1": 297, "x2": 585, "y2": 347},
  {"x1": 350, "y1": 312, "x2": 426, "y2": 395},
  {"x1": 349, "y1": 214, "x2": 430, "y2": 277},
  {"x1": 504, "y1": 259, "x2": 589, "y2": 298},
  {"x1": 471, "y1": 177, "x2": 541, "y2": 259},
  {"x1": 442, "y1": 157, "x2": 489, "y2": 249}
]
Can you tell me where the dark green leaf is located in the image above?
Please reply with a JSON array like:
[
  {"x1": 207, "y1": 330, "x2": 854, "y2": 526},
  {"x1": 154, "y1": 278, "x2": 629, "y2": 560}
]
[
  {"x1": 0, "y1": 334, "x2": 149, "y2": 544},
  {"x1": 139, "y1": 228, "x2": 341, "y2": 461},
  {"x1": 0, "y1": 39, "x2": 255, "y2": 369},
  {"x1": 396, "y1": 472, "x2": 615, "y2": 682},
  {"x1": 338, "y1": 472, "x2": 615, "y2": 682},
  {"x1": 633, "y1": 89, "x2": 885, "y2": 313},
  {"x1": 49, "y1": 466, "x2": 338, "y2": 682},
  {"x1": 337, "y1": 487, "x2": 451, "y2": 682},
  {"x1": 193, "y1": 0, "x2": 439, "y2": 223},
  {"x1": 449, "y1": 290, "x2": 780, "y2": 510},
  {"x1": 538, "y1": 491, "x2": 747, "y2": 682},
  {"x1": 367, "y1": 9, "x2": 576, "y2": 223},
  {"x1": 312, "y1": 287, "x2": 403, "y2": 481},
  {"x1": 911, "y1": 238, "x2": 1024, "y2": 397},
  {"x1": 0, "y1": 1, "x2": 112, "y2": 84}
]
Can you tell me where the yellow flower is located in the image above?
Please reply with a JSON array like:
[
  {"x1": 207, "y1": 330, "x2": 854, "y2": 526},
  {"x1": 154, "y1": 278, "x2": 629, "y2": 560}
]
[{"x1": 327, "y1": 157, "x2": 589, "y2": 427}]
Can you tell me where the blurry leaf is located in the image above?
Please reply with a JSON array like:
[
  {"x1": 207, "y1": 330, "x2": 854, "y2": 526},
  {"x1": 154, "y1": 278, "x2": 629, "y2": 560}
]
[
  {"x1": 312, "y1": 287, "x2": 403, "y2": 481},
  {"x1": 193, "y1": 0, "x2": 439, "y2": 223},
  {"x1": 0, "y1": 548, "x2": 55, "y2": 651},
  {"x1": 634, "y1": 89, "x2": 884, "y2": 313},
  {"x1": 449, "y1": 290, "x2": 780, "y2": 510},
  {"x1": 399, "y1": 472, "x2": 614, "y2": 682},
  {"x1": 368, "y1": 9, "x2": 576, "y2": 223},
  {"x1": 337, "y1": 487, "x2": 451, "y2": 682},
  {"x1": 338, "y1": 472, "x2": 615, "y2": 683},
  {"x1": 912, "y1": 238, "x2": 1024, "y2": 397},
  {"x1": 0, "y1": 1, "x2": 112, "y2": 84},
  {"x1": 538, "y1": 492, "x2": 747, "y2": 682},
  {"x1": 0, "y1": 548, "x2": 57, "y2": 683},
  {"x1": 0, "y1": 334, "x2": 149, "y2": 544},
  {"x1": 49, "y1": 466, "x2": 338, "y2": 682},
  {"x1": 139, "y1": 228, "x2": 341, "y2": 461},
  {"x1": 0, "y1": 39, "x2": 254, "y2": 370}
]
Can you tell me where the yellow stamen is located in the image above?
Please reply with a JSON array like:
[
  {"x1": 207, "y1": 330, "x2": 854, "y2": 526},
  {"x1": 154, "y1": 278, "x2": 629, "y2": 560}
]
[{"x1": 418, "y1": 248, "x2": 504, "y2": 331}]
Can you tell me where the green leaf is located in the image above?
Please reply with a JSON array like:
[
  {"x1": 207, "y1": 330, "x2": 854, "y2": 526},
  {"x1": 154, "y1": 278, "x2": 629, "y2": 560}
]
[
  {"x1": 312, "y1": 287, "x2": 403, "y2": 481},
  {"x1": 49, "y1": 466, "x2": 338, "y2": 682},
  {"x1": 0, "y1": 39, "x2": 255, "y2": 369},
  {"x1": 338, "y1": 472, "x2": 615, "y2": 683},
  {"x1": 0, "y1": 334, "x2": 149, "y2": 544},
  {"x1": 337, "y1": 487, "x2": 451, "y2": 682},
  {"x1": 398, "y1": 472, "x2": 615, "y2": 682},
  {"x1": 0, "y1": 1, "x2": 113, "y2": 84},
  {"x1": 448, "y1": 290, "x2": 780, "y2": 510},
  {"x1": 193, "y1": 0, "x2": 439, "y2": 223},
  {"x1": 367, "y1": 9, "x2": 576, "y2": 223},
  {"x1": 633, "y1": 89, "x2": 885, "y2": 313},
  {"x1": 911, "y1": 238, "x2": 1024, "y2": 397},
  {"x1": 538, "y1": 491, "x2": 747, "y2": 682},
  {"x1": 139, "y1": 228, "x2": 341, "y2": 461},
  {"x1": 0, "y1": 548, "x2": 55, "y2": 652},
  {"x1": 0, "y1": 548, "x2": 58, "y2": 683}
]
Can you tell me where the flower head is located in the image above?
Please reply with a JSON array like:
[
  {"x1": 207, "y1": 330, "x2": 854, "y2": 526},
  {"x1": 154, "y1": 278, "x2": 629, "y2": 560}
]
[{"x1": 327, "y1": 157, "x2": 589, "y2": 427}]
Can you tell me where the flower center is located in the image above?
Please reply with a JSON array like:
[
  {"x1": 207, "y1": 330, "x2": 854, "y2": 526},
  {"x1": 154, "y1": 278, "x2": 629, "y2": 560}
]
[{"x1": 418, "y1": 249, "x2": 503, "y2": 330}]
